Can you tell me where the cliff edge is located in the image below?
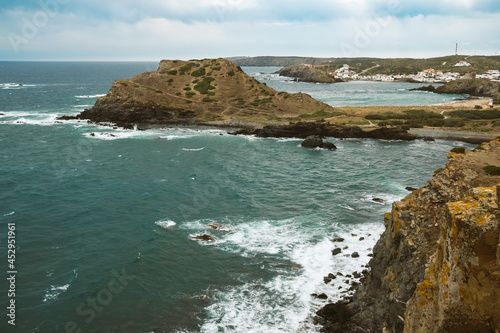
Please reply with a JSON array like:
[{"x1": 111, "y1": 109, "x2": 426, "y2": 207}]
[
  {"x1": 318, "y1": 139, "x2": 500, "y2": 332},
  {"x1": 75, "y1": 58, "x2": 334, "y2": 127}
]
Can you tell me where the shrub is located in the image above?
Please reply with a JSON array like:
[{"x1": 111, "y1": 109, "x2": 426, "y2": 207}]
[
  {"x1": 167, "y1": 70, "x2": 178, "y2": 75},
  {"x1": 167, "y1": 79, "x2": 174, "y2": 83},
  {"x1": 175, "y1": 92, "x2": 181, "y2": 96},
  {"x1": 227, "y1": 70, "x2": 235, "y2": 77},
  {"x1": 443, "y1": 118, "x2": 465, "y2": 127},
  {"x1": 448, "y1": 109, "x2": 500, "y2": 119},
  {"x1": 202, "y1": 97, "x2": 217, "y2": 103},
  {"x1": 120, "y1": 82, "x2": 128, "y2": 87},
  {"x1": 194, "y1": 77, "x2": 215, "y2": 94},
  {"x1": 191, "y1": 68, "x2": 206, "y2": 77},
  {"x1": 474, "y1": 143, "x2": 485, "y2": 151},
  {"x1": 212, "y1": 66, "x2": 221, "y2": 71},
  {"x1": 179, "y1": 62, "x2": 199, "y2": 74},
  {"x1": 450, "y1": 147, "x2": 466, "y2": 154},
  {"x1": 185, "y1": 91, "x2": 196, "y2": 98},
  {"x1": 183, "y1": 87, "x2": 192, "y2": 91},
  {"x1": 484, "y1": 165, "x2": 500, "y2": 175}
]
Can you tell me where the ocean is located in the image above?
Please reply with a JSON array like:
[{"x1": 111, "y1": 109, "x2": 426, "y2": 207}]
[{"x1": 0, "y1": 62, "x2": 474, "y2": 333}]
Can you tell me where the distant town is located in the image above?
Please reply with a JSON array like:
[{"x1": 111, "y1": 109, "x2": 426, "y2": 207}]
[{"x1": 332, "y1": 61, "x2": 500, "y2": 83}]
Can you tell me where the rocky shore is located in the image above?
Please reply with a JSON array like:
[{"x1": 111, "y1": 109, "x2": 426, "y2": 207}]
[
  {"x1": 317, "y1": 139, "x2": 500, "y2": 332},
  {"x1": 230, "y1": 122, "x2": 418, "y2": 141},
  {"x1": 410, "y1": 75, "x2": 500, "y2": 99}
]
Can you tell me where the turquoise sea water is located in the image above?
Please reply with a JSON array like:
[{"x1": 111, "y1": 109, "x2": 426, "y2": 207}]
[
  {"x1": 245, "y1": 66, "x2": 466, "y2": 106},
  {"x1": 0, "y1": 62, "x2": 474, "y2": 333}
]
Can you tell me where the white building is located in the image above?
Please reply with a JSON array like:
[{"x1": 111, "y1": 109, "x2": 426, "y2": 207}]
[{"x1": 455, "y1": 61, "x2": 471, "y2": 67}]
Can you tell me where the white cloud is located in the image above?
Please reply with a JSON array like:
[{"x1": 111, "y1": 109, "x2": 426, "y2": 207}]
[{"x1": 1, "y1": 1, "x2": 499, "y2": 60}]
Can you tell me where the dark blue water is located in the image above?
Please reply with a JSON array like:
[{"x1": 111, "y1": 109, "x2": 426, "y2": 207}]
[{"x1": 0, "y1": 62, "x2": 474, "y2": 333}]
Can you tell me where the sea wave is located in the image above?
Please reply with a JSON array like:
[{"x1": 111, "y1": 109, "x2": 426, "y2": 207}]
[
  {"x1": 75, "y1": 94, "x2": 106, "y2": 98},
  {"x1": 155, "y1": 219, "x2": 177, "y2": 229},
  {"x1": 184, "y1": 216, "x2": 383, "y2": 332},
  {"x1": 43, "y1": 284, "x2": 70, "y2": 303},
  {"x1": 181, "y1": 147, "x2": 205, "y2": 151}
]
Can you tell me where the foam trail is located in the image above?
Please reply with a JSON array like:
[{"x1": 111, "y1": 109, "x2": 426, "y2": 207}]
[{"x1": 75, "y1": 94, "x2": 106, "y2": 98}]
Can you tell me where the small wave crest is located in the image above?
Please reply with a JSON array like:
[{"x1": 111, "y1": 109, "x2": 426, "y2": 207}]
[
  {"x1": 75, "y1": 94, "x2": 106, "y2": 99},
  {"x1": 155, "y1": 219, "x2": 176, "y2": 229},
  {"x1": 43, "y1": 284, "x2": 70, "y2": 303},
  {"x1": 181, "y1": 147, "x2": 205, "y2": 151}
]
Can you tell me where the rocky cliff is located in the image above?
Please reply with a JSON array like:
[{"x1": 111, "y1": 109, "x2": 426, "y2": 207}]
[
  {"x1": 74, "y1": 58, "x2": 334, "y2": 127},
  {"x1": 318, "y1": 139, "x2": 500, "y2": 332}
]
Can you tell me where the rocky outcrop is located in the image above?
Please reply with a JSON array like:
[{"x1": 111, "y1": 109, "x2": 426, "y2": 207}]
[
  {"x1": 301, "y1": 135, "x2": 337, "y2": 150},
  {"x1": 71, "y1": 58, "x2": 335, "y2": 127},
  {"x1": 319, "y1": 139, "x2": 500, "y2": 333},
  {"x1": 231, "y1": 122, "x2": 418, "y2": 141},
  {"x1": 412, "y1": 78, "x2": 500, "y2": 98},
  {"x1": 277, "y1": 64, "x2": 341, "y2": 83}
]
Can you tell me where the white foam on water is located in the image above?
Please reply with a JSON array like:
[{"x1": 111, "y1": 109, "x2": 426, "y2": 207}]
[
  {"x1": 84, "y1": 131, "x2": 140, "y2": 140},
  {"x1": 339, "y1": 204, "x2": 355, "y2": 211},
  {"x1": 155, "y1": 220, "x2": 177, "y2": 229},
  {"x1": 75, "y1": 94, "x2": 106, "y2": 98},
  {"x1": 43, "y1": 284, "x2": 70, "y2": 303},
  {"x1": 158, "y1": 135, "x2": 195, "y2": 140},
  {"x1": 0, "y1": 83, "x2": 36, "y2": 90},
  {"x1": 3, "y1": 211, "x2": 15, "y2": 217},
  {"x1": 182, "y1": 147, "x2": 205, "y2": 151},
  {"x1": 183, "y1": 217, "x2": 384, "y2": 332},
  {"x1": 275, "y1": 138, "x2": 302, "y2": 143},
  {"x1": 1, "y1": 115, "x2": 60, "y2": 126}
]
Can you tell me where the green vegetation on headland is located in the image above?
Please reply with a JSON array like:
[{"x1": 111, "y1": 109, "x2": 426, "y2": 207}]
[{"x1": 363, "y1": 108, "x2": 500, "y2": 129}]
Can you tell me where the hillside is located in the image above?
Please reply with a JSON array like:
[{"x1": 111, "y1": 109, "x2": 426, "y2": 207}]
[
  {"x1": 75, "y1": 58, "x2": 335, "y2": 127},
  {"x1": 231, "y1": 55, "x2": 500, "y2": 76}
]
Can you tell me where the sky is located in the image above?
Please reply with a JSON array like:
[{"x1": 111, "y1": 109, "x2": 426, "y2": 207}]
[{"x1": 1, "y1": 0, "x2": 500, "y2": 61}]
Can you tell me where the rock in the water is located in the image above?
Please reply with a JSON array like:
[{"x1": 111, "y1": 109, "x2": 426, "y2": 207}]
[
  {"x1": 316, "y1": 302, "x2": 354, "y2": 324},
  {"x1": 372, "y1": 198, "x2": 386, "y2": 204},
  {"x1": 406, "y1": 186, "x2": 418, "y2": 192},
  {"x1": 351, "y1": 252, "x2": 360, "y2": 258},
  {"x1": 301, "y1": 135, "x2": 337, "y2": 150},
  {"x1": 332, "y1": 248, "x2": 342, "y2": 256},
  {"x1": 331, "y1": 237, "x2": 345, "y2": 242},
  {"x1": 191, "y1": 234, "x2": 215, "y2": 241}
]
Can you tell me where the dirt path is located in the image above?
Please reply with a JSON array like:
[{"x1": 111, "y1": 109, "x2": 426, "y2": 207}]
[{"x1": 359, "y1": 64, "x2": 380, "y2": 75}]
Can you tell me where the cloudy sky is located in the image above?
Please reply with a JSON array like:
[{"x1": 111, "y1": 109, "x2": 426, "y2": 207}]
[{"x1": 1, "y1": 0, "x2": 499, "y2": 61}]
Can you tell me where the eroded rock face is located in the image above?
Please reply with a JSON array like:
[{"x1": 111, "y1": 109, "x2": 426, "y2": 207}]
[
  {"x1": 404, "y1": 184, "x2": 499, "y2": 333},
  {"x1": 320, "y1": 139, "x2": 500, "y2": 333}
]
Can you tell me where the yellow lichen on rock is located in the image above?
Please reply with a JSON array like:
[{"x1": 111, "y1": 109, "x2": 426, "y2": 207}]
[{"x1": 402, "y1": 141, "x2": 500, "y2": 333}]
